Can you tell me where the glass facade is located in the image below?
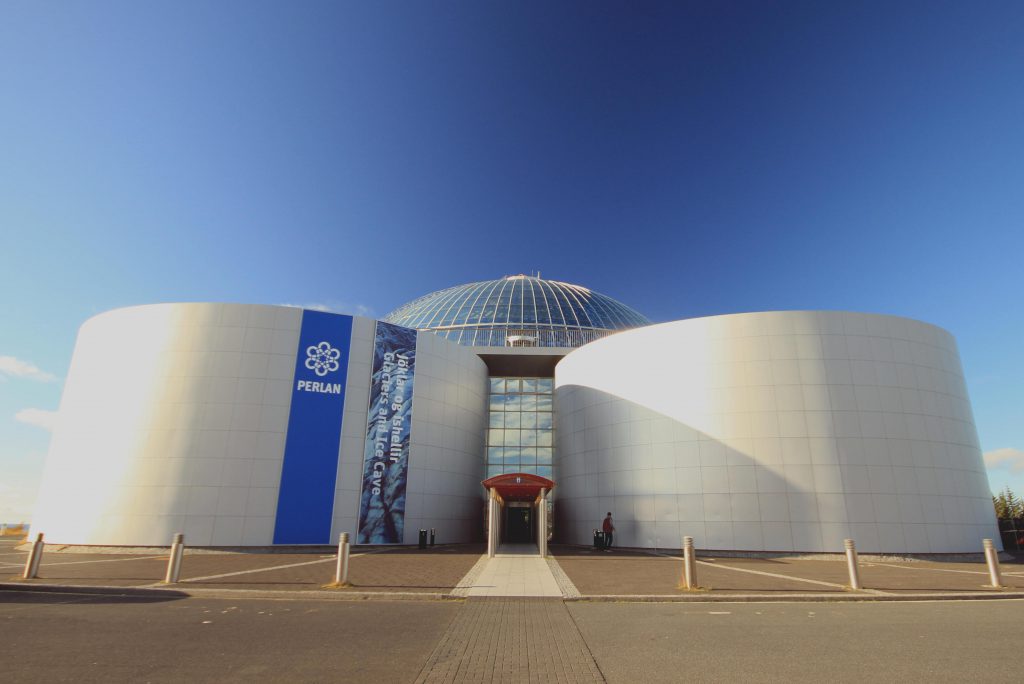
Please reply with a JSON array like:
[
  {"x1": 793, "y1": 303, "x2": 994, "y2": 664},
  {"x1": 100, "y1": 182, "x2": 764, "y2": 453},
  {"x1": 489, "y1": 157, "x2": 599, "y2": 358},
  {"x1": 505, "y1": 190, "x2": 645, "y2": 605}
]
[
  {"x1": 382, "y1": 275, "x2": 650, "y2": 348},
  {"x1": 485, "y1": 377, "x2": 554, "y2": 479}
]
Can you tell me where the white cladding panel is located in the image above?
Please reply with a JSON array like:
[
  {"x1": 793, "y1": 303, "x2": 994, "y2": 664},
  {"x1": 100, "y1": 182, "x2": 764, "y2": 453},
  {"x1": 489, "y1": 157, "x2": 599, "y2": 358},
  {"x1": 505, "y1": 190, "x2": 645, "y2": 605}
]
[
  {"x1": 32, "y1": 304, "x2": 489, "y2": 547},
  {"x1": 554, "y1": 311, "x2": 998, "y2": 553},
  {"x1": 33, "y1": 303, "x2": 305, "y2": 545},
  {"x1": 402, "y1": 331, "x2": 490, "y2": 544}
]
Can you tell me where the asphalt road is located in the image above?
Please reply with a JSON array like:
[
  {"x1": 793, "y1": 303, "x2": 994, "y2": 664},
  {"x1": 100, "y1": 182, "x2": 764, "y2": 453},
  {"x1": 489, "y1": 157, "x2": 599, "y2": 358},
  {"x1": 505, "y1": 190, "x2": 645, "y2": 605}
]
[
  {"x1": 2, "y1": 589, "x2": 1022, "y2": 682},
  {"x1": 570, "y1": 600, "x2": 1024, "y2": 683}
]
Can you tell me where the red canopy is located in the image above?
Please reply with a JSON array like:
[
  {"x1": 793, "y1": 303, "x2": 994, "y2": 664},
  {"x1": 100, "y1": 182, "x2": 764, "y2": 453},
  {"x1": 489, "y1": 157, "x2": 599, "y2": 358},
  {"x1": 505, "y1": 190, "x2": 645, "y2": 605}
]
[{"x1": 482, "y1": 472, "x2": 554, "y2": 502}]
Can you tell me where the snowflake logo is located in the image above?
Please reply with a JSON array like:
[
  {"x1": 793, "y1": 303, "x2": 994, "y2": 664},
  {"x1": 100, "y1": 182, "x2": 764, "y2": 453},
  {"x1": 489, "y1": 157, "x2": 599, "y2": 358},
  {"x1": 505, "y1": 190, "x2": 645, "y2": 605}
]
[{"x1": 305, "y1": 341, "x2": 341, "y2": 377}]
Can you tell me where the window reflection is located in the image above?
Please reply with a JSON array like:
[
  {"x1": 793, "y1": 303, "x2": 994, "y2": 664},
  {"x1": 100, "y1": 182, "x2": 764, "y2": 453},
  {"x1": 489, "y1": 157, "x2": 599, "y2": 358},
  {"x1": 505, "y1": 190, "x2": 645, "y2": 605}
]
[{"x1": 484, "y1": 376, "x2": 555, "y2": 478}]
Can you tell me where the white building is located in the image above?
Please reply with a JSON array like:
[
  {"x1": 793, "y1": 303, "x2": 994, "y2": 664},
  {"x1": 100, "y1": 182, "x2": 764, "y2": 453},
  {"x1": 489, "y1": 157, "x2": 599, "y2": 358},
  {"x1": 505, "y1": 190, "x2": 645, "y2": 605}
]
[{"x1": 31, "y1": 275, "x2": 999, "y2": 552}]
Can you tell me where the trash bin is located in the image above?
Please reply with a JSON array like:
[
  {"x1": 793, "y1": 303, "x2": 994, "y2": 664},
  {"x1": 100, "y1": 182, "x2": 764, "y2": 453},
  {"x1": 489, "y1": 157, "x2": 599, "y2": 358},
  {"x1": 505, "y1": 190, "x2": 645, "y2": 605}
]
[
  {"x1": 429, "y1": 528, "x2": 436, "y2": 546},
  {"x1": 418, "y1": 529, "x2": 428, "y2": 549},
  {"x1": 593, "y1": 530, "x2": 604, "y2": 550}
]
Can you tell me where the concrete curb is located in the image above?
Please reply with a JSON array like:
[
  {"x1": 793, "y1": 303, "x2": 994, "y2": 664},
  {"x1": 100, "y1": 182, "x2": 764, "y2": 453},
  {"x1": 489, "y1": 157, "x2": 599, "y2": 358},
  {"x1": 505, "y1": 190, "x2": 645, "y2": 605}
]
[
  {"x1": 570, "y1": 592, "x2": 1024, "y2": 603},
  {"x1": 0, "y1": 581, "x2": 453, "y2": 602},
  {"x1": 4, "y1": 581, "x2": 1024, "y2": 604}
]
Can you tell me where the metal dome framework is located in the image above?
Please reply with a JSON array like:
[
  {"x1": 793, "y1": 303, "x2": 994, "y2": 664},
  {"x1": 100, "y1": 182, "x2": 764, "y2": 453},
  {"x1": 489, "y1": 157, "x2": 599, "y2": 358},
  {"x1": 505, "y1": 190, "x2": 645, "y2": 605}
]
[{"x1": 382, "y1": 275, "x2": 650, "y2": 348}]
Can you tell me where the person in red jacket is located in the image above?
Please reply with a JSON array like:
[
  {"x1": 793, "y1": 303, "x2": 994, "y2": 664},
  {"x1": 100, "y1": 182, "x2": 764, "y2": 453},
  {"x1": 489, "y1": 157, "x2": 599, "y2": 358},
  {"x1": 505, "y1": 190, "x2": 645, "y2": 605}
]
[{"x1": 602, "y1": 512, "x2": 615, "y2": 551}]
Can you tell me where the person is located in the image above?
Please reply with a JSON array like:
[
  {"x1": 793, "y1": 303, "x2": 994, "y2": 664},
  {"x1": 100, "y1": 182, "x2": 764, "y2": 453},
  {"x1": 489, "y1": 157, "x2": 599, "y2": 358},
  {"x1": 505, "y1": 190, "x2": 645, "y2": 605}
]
[{"x1": 602, "y1": 512, "x2": 615, "y2": 551}]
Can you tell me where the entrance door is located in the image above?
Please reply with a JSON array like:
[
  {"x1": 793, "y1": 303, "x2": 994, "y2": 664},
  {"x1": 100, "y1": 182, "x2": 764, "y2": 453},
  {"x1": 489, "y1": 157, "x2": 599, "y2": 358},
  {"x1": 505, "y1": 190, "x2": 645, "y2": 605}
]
[{"x1": 506, "y1": 506, "x2": 532, "y2": 543}]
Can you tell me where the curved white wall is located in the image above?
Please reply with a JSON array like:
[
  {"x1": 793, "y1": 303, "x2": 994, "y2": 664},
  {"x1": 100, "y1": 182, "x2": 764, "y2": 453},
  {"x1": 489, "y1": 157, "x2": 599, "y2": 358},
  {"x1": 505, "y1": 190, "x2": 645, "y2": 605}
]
[
  {"x1": 554, "y1": 311, "x2": 997, "y2": 553},
  {"x1": 32, "y1": 303, "x2": 488, "y2": 546}
]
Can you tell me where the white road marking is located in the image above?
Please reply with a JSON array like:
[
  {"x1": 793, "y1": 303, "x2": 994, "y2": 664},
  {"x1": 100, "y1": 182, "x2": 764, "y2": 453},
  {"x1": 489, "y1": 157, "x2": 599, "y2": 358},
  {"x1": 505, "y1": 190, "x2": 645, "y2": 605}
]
[
  {"x1": 871, "y1": 562, "x2": 1022, "y2": 580},
  {"x1": 33, "y1": 555, "x2": 168, "y2": 567},
  {"x1": 170, "y1": 554, "x2": 371, "y2": 584},
  {"x1": 664, "y1": 555, "x2": 893, "y2": 595}
]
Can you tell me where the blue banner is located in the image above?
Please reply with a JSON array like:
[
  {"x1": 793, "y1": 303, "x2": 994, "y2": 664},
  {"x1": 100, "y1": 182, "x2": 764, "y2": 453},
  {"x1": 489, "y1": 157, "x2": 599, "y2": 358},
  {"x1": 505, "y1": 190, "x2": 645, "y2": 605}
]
[
  {"x1": 273, "y1": 310, "x2": 352, "y2": 545},
  {"x1": 358, "y1": 321, "x2": 417, "y2": 544}
]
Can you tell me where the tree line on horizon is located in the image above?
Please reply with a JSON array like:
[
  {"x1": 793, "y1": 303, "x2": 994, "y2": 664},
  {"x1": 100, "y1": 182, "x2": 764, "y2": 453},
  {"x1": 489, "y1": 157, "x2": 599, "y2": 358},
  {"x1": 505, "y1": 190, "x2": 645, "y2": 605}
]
[{"x1": 993, "y1": 486, "x2": 1023, "y2": 520}]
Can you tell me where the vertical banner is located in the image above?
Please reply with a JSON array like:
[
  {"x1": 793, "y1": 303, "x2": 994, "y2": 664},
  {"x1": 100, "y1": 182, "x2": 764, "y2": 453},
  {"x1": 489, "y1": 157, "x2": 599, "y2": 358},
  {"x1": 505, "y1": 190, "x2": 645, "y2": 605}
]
[
  {"x1": 358, "y1": 321, "x2": 417, "y2": 544},
  {"x1": 273, "y1": 310, "x2": 352, "y2": 545}
]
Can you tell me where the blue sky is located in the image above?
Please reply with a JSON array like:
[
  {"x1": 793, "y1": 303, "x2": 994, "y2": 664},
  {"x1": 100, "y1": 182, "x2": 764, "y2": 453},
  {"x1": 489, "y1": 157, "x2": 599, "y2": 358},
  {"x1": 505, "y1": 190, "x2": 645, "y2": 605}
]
[{"x1": 1, "y1": 2, "x2": 1022, "y2": 520}]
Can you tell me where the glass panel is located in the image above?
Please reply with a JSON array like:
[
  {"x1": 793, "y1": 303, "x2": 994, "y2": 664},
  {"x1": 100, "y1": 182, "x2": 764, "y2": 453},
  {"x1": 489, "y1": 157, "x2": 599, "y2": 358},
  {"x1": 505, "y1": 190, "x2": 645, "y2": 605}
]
[
  {"x1": 487, "y1": 465, "x2": 504, "y2": 478},
  {"x1": 537, "y1": 378, "x2": 553, "y2": 392},
  {"x1": 505, "y1": 395, "x2": 521, "y2": 411},
  {"x1": 489, "y1": 412, "x2": 504, "y2": 428},
  {"x1": 537, "y1": 431, "x2": 553, "y2": 447},
  {"x1": 536, "y1": 448, "x2": 553, "y2": 464},
  {"x1": 536, "y1": 413, "x2": 552, "y2": 429},
  {"x1": 537, "y1": 395, "x2": 553, "y2": 411},
  {"x1": 487, "y1": 446, "x2": 503, "y2": 461},
  {"x1": 505, "y1": 378, "x2": 521, "y2": 393},
  {"x1": 489, "y1": 378, "x2": 505, "y2": 394},
  {"x1": 518, "y1": 464, "x2": 538, "y2": 474},
  {"x1": 488, "y1": 429, "x2": 503, "y2": 445},
  {"x1": 504, "y1": 412, "x2": 522, "y2": 429},
  {"x1": 537, "y1": 466, "x2": 552, "y2": 479},
  {"x1": 521, "y1": 430, "x2": 538, "y2": 446},
  {"x1": 503, "y1": 447, "x2": 522, "y2": 463},
  {"x1": 519, "y1": 394, "x2": 538, "y2": 411},
  {"x1": 503, "y1": 429, "x2": 519, "y2": 447},
  {"x1": 489, "y1": 395, "x2": 507, "y2": 411},
  {"x1": 520, "y1": 412, "x2": 537, "y2": 429},
  {"x1": 522, "y1": 378, "x2": 537, "y2": 393}
]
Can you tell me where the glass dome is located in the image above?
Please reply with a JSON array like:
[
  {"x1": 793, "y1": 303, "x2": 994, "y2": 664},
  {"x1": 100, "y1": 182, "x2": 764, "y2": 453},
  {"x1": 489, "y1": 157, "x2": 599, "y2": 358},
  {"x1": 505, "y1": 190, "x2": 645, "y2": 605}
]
[{"x1": 382, "y1": 275, "x2": 651, "y2": 348}]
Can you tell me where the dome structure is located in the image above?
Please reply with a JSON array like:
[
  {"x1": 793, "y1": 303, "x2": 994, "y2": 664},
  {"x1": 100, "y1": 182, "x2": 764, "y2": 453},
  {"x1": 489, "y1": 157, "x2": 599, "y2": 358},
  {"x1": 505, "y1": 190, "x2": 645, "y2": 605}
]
[{"x1": 383, "y1": 275, "x2": 650, "y2": 347}]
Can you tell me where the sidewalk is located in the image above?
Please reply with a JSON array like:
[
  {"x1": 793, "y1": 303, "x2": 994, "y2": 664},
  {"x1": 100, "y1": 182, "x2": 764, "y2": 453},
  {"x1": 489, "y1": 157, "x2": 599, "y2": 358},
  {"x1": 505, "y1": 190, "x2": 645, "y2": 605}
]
[{"x1": 4, "y1": 539, "x2": 1024, "y2": 602}]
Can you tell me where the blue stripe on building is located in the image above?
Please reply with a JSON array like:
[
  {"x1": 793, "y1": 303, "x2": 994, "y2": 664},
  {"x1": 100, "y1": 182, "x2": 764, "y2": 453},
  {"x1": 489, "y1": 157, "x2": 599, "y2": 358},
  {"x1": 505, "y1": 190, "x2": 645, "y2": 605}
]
[{"x1": 273, "y1": 310, "x2": 353, "y2": 544}]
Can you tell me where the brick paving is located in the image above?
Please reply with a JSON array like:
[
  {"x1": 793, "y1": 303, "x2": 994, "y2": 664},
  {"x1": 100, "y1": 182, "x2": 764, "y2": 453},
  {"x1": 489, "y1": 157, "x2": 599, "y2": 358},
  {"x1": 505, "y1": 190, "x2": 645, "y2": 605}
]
[
  {"x1": 4, "y1": 538, "x2": 1023, "y2": 598},
  {"x1": 415, "y1": 598, "x2": 604, "y2": 683},
  {"x1": 1, "y1": 541, "x2": 485, "y2": 594},
  {"x1": 551, "y1": 544, "x2": 1024, "y2": 596}
]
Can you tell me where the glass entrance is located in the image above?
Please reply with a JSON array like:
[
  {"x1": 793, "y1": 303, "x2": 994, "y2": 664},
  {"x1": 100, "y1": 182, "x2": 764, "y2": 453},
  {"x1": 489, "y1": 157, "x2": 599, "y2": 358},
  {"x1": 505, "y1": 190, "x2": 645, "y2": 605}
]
[{"x1": 506, "y1": 505, "x2": 532, "y2": 543}]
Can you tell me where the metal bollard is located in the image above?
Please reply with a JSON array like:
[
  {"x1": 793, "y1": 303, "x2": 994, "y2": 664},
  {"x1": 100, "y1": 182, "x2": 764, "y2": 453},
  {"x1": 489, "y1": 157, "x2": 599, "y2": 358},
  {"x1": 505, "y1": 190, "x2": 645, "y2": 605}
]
[
  {"x1": 22, "y1": 533, "x2": 45, "y2": 579},
  {"x1": 682, "y1": 536, "x2": 697, "y2": 589},
  {"x1": 983, "y1": 538, "x2": 1002, "y2": 588},
  {"x1": 165, "y1": 533, "x2": 185, "y2": 584},
  {"x1": 335, "y1": 532, "x2": 351, "y2": 586},
  {"x1": 430, "y1": 528, "x2": 436, "y2": 546},
  {"x1": 844, "y1": 538, "x2": 862, "y2": 590}
]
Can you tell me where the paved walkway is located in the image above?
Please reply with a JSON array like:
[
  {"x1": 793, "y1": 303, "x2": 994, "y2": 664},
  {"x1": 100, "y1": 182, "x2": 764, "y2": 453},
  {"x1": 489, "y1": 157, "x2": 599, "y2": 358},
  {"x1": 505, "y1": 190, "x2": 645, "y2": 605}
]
[
  {"x1": 466, "y1": 544, "x2": 562, "y2": 598},
  {"x1": 4, "y1": 538, "x2": 1024, "y2": 600},
  {"x1": 415, "y1": 598, "x2": 604, "y2": 683}
]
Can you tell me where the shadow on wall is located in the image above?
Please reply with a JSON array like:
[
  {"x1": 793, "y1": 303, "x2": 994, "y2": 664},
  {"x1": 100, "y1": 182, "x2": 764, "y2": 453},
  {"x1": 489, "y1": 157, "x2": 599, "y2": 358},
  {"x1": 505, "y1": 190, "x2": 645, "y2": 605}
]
[{"x1": 552, "y1": 385, "x2": 996, "y2": 555}]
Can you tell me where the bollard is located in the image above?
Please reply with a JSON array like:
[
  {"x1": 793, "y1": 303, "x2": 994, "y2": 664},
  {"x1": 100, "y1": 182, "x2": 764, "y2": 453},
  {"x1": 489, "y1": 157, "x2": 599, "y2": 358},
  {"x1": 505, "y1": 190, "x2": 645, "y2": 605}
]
[
  {"x1": 983, "y1": 538, "x2": 1002, "y2": 588},
  {"x1": 22, "y1": 533, "x2": 45, "y2": 579},
  {"x1": 165, "y1": 533, "x2": 185, "y2": 584},
  {"x1": 335, "y1": 532, "x2": 351, "y2": 586},
  {"x1": 682, "y1": 536, "x2": 697, "y2": 589},
  {"x1": 844, "y1": 538, "x2": 862, "y2": 590},
  {"x1": 430, "y1": 528, "x2": 436, "y2": 546},
  {"x1": 418, "y1": 529, "x2": 427, "y2": 549}
]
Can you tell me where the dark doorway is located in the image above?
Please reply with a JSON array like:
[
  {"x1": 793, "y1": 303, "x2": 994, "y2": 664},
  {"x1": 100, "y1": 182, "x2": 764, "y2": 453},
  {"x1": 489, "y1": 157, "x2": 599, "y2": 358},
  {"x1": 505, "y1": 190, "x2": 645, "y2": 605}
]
[{"x1": 506, "y1": 506, "x2": 532, "y2": 543}]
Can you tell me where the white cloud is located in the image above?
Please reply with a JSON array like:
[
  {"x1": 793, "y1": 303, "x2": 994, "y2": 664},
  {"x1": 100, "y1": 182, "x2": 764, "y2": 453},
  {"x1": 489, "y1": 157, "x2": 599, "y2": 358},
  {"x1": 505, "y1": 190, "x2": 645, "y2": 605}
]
[
  {"x1": 14, "y1": 408, "x2": 58, "y2": 432},
  {"x1": 280, "y1": 302, "x2": 376, "y2": 318},
  {"x1": 0, "y1": 356, "x2": 56, "y2": 382},
  {"x1": 984, "y1": 448, "x2": 1024, "y2": 472}
]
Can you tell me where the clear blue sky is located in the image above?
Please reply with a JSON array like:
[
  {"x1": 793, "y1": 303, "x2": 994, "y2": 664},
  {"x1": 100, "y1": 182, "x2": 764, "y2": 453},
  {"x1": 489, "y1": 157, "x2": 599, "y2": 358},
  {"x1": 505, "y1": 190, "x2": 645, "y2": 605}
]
[{"x1": 2, "y1": 2, "x2": 1022, "y2": 520}]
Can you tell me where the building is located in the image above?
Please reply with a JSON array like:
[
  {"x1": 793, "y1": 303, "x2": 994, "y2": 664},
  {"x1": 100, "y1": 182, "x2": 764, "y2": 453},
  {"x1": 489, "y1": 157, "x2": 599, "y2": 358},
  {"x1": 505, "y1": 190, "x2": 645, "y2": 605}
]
[{"x1": 31, "y1": 275, "x2": 999, "y2": 552}]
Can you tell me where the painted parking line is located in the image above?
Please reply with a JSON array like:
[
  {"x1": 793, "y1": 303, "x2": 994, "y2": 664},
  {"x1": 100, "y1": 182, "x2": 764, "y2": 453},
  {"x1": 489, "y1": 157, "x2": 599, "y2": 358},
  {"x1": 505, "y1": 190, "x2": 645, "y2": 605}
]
[
  {"x1": 664, "y1": 555, "x2": 892, "y2": 595},
  {"x1": 34, "y1": 555, "x2": 169, "y2": 567},
  {"x1": 868, "y1": 563, "x2": 1024, "y2": 579},
  {"x1": 168, "y1": 553, "x2": 372, "y2": 584}
]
